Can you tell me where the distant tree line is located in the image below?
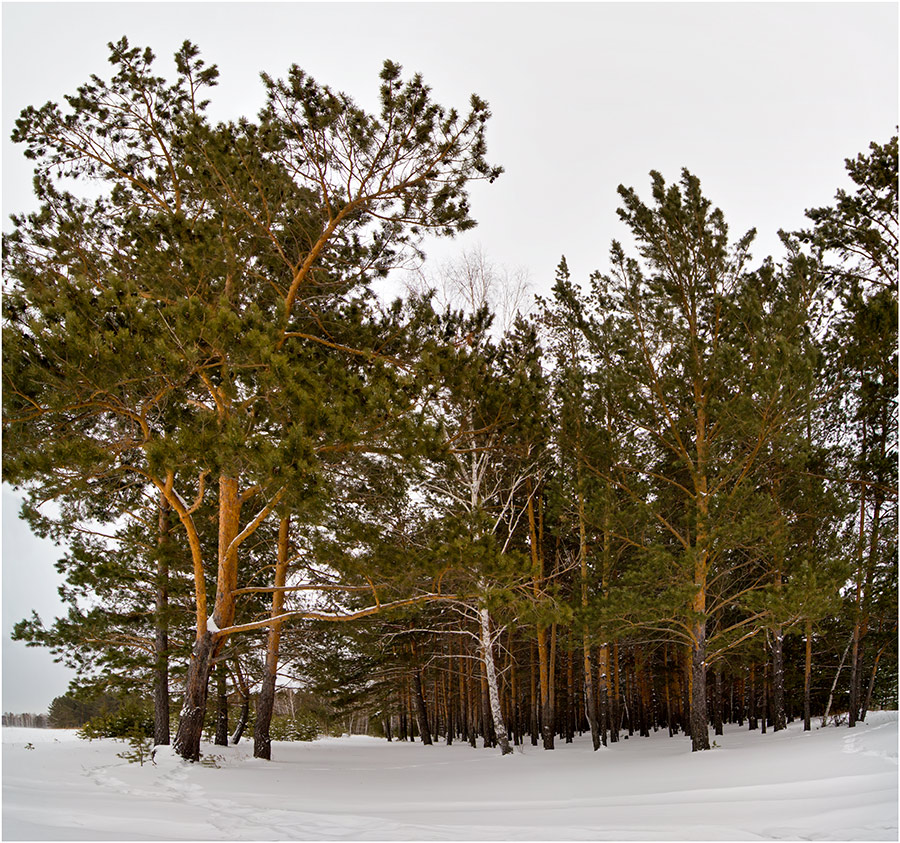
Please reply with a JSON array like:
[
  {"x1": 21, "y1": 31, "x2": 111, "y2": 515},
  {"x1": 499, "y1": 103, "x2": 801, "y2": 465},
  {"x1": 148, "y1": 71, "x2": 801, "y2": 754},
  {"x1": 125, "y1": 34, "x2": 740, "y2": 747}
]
[
  {"x1": 4, "y1": 38, "x2": 896, "y2": 762},
  {"x1": 3, "y1": 713, "x2": 49, "y2": 728}
]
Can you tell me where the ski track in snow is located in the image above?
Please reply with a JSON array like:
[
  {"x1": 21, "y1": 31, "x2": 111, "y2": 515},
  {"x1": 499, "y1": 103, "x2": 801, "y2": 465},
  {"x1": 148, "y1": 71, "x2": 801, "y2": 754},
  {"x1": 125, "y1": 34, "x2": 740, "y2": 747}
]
[{"x1": 2, "y1": 713, "x2": 897, "y2": 840}]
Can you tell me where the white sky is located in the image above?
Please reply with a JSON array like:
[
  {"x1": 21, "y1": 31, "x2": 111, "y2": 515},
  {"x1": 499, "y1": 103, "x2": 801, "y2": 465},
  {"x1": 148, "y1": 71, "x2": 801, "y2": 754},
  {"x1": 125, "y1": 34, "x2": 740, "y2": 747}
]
[{"x1": 2, "y1": 1, "x2": 897, "y2": 714}]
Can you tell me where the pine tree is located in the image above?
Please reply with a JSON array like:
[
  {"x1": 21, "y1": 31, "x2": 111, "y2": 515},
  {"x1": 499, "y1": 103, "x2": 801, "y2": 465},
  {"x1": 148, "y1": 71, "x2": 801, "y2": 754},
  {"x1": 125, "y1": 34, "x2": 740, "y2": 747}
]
[
  {"x1": 798, "y1": 135, "x2": 898, "y2": 726},
  {"x1": 3, "y1": 38, "x2": 500, "y2": 761},
  {"x1": 570, "y1": 170, "x2": 818, "y2": 750}
]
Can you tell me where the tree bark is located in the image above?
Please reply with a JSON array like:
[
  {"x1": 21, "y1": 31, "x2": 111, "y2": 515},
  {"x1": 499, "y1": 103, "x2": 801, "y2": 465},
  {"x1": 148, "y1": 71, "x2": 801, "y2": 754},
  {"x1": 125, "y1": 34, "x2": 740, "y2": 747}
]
[
  {"x1": 172, "y1": 630, "x2": 216, "y2": 761},
  {"x1": 254, "y1": 516, "x2": 290, "y2": 760},
  {"x1": 413, "y1": 664, "x2": 433, "y2": 745},
  {"x1": 690, "y1": 625, "x2": 710, "y2": 750},
  {"x1": 174, "y1": 474, "x2": 243, "y2": 761},
  {"x1": 230, "y1": 660, "x2": 250, "y2": 745},
  {"x1": 214, "y1": 662, "x2": 229, "y2": 746},
  {"x1": 479, "y1": 606, "x2": 513, "y2": 755},
  {"x1": 597, "y1": 644, "x2": 610, "y2": 746}
]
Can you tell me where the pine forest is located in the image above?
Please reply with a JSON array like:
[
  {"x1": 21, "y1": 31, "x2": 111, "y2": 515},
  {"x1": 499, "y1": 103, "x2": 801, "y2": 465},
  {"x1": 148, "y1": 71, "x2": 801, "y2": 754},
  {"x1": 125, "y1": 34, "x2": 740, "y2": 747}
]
[{"x1": 3, "y1": 39, "x2": 897, "y2": 767}]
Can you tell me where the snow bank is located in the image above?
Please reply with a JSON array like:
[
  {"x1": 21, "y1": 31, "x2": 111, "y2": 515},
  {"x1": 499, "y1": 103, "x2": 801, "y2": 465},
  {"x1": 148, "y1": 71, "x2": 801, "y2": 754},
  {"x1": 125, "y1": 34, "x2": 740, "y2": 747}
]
[{"x1": 2, "y1": 713, "x2": 897, "y2": 840}]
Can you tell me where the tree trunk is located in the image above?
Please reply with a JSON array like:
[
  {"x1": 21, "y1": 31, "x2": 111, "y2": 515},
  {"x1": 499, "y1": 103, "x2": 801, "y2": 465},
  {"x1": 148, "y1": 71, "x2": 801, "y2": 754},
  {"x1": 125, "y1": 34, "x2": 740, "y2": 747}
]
[
  {"x1": 479, "y1": 668, "x2": 493, "y2": 747},
  {"x1": 230, "y1": 663, "x2": 250, "y2": 745},
  {"x1": 583, "y1": 640, "x2": 600, "y2": 750},
  {"x1": 214, "y1": 662, "x2": 229, "y2": 746},
  {"x1": 578, "y1": 482, "x2": 600, "y2": 750},
  {"x1": 566, "y1": 642, "x2": 575, "y2": 743},
  {"x1": 413, "y1": 667, "x2": 433, "y2": 745},
  {"x1": 445, "y1": 645, "x2": 454, "y2": 745},
  {"x1": 174, "y1": 474, "x2": 243, "y2": 762},
  {"x1": 664, "y1": 645, "x2": 676, "y2": 736},
  {"x1": 748, "y1": 664, "x2": 758, "y2": 730},
  {"x1": 713, "y1": 666, "x2": 723, "y2": 736},
  {"x1": 803, "y1": 620, "x2": 813, "y2": 731},
  {"x1": 172, "y1": 630, "x2": 216, "y2": 761},
  {"x1": 862, "y1": 641, "x2": 889, "y2": 722},
  {"x1": 154, "y1": 494, "x2": 171, "y2": 746},
  {"x1": 597, "y1": 644, "x2": 610, "y2": 746},
  {"x1": 823, "y1": 637, "x2": 852, "y2": 726},
  {"x1": 255, "y1": 517, "x2": 290, "y2": 760},
  {"x1": 690, "y1": 626, "x2": 710, "y2": 751},
  {"x1": 529, "y1": 640, "x2": 538, "y2": 745},
  {"x1": 479, "y1": 606, "x2": 513, "y2": 755},
  {"x1": 636, "y1": 646, "x2": 650, "y2": 738},
  {"x1": 538, "y1": 624, "x2": 554, "y2": 750},
  {"x1": 610, "y1": 641, "x2": 620, "y2": 742},
  {"x1": 527, "y1": 485, "x2": 554, "y2": 750},
  {"x1": 467, "y1": 660, "x2": 478, "y2": 748},
  {"x1": 772, "y1": 626, "x2": 786, "y2": 731},
  {"x1": 398, "y1": 683, "x2": 409, "y2": 741}
]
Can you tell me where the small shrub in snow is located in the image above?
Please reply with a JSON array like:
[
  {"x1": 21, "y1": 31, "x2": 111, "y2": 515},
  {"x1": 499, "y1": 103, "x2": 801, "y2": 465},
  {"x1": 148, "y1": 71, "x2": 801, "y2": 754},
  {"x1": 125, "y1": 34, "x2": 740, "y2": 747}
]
[{"x1": 116, "y1": 730, "x2": 155, "y2": 766}]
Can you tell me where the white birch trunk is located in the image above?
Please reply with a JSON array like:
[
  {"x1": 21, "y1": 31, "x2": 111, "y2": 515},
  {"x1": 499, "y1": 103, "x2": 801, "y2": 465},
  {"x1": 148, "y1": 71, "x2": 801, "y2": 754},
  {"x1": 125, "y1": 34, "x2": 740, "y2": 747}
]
[{"x1": 479, "y1": 605, "x2": 513, "y2": 756}]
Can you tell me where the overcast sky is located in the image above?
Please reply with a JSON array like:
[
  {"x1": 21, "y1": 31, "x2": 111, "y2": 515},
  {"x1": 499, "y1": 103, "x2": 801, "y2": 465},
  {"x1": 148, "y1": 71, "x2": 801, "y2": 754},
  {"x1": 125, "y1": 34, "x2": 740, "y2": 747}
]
[{"x1": 2, "y1": 1, "x2": 897, "y2": 714}]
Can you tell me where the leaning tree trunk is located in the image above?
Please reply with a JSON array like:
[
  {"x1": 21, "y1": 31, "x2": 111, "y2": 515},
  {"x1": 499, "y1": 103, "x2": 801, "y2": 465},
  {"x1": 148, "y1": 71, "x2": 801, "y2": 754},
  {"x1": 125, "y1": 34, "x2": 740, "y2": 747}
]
[
  {"x1": 154, "y1": 494, "x2": 171, "y2": 746},
  {"x1": 823, "y1": 637, "x2": 852, "y2": 726},
  {"x1": 479, "y1": 605, "x2": 513, "y2": 755},
  {"x1": 255, "y1": 517, "x2": 290, "y2": 760},
  {"x1": 172, "y1": 630, "x2": 217, "y2": 761},
  {"x1": 862, "y1": 641, "x2": 889, "y2": 722}
]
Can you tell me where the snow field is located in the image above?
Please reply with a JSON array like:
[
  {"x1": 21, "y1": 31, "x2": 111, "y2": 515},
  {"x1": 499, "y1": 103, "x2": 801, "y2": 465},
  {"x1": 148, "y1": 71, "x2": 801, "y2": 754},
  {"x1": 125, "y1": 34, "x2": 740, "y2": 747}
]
[{"x1": 2, "y1": 711, "x2": 897, "y2": 840}]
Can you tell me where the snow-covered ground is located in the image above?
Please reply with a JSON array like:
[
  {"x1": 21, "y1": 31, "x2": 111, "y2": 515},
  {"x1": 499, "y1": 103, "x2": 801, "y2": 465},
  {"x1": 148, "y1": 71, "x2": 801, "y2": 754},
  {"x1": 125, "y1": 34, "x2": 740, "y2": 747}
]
[{"x1": 3, "y1": 712, "x2": 897, "y2": 840}]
